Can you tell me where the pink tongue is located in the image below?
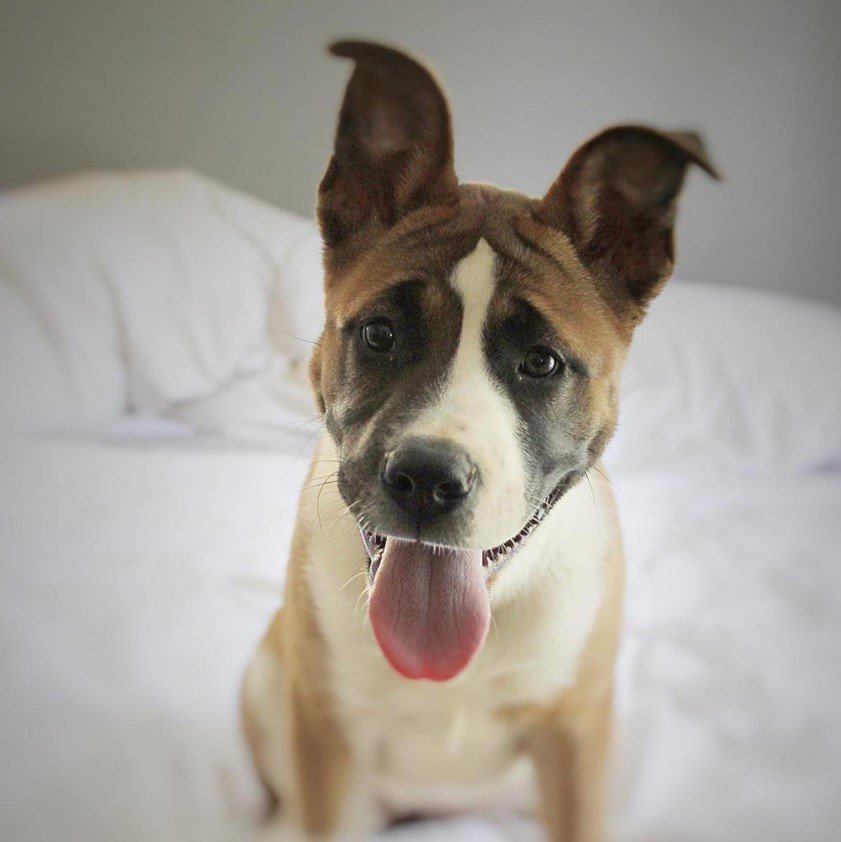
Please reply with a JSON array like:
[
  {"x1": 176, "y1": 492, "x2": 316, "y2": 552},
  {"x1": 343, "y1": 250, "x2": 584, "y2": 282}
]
[{"x1": 368, "y1": 540, "x2": 490, "y2": 681}]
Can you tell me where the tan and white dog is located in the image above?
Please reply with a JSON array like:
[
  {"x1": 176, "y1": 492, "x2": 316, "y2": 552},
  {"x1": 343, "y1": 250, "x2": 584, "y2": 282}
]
[{"x1": 243, "y1": 41, "x2": 716, "y2": 842}]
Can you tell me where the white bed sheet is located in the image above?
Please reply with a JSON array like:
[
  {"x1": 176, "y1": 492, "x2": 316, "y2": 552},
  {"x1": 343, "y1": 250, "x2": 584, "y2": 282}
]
[
  {"x1": 1, "y1": 428, "x2": 840, "y2": 842},
  {"x1": 4, "y1": 171, "x2": 840, "y2": 842}
]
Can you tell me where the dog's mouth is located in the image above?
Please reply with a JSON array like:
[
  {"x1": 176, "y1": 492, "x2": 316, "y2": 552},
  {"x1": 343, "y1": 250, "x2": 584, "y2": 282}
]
[
  {"x1": 360, "y1": 482, "x2": 567, "y2": 581},
  {"x1": 358, "y1": 483, "x2": 568, "y2": 683}
]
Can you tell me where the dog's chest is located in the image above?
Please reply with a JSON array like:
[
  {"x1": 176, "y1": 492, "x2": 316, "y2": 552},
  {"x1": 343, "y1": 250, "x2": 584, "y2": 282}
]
[{"x1": 369, "y1": 691, "x2": 537, "y2": 817}]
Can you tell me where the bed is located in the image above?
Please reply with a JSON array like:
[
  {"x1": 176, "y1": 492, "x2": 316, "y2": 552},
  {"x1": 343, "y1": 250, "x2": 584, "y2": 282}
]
[{"x1": 2, "y1": 172, "x2": 840, "y2": 842}]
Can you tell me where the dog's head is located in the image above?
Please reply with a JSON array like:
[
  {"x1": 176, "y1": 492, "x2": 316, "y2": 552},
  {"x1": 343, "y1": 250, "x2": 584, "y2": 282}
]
[{"x1": 309, "y1": 41, "x2": 716, "y2": 681}]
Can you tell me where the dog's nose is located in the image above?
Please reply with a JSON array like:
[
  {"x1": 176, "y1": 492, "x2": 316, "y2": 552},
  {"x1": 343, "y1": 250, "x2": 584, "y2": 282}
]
[{"x1": 382, "y1": 438, "x2": 477, "y2": 521}]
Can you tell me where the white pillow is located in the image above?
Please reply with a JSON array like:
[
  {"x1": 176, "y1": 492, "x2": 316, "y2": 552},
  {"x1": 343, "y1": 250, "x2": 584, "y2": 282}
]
[
  {"x1": 607, "y1": 282, "x2": 841, "y2": 476},
  {"x1": 0, "y1": 170, "x2": 315, "y2": 432},
  {"x1": 165, "y1": 220, "x2": 324, "y2": 440}
]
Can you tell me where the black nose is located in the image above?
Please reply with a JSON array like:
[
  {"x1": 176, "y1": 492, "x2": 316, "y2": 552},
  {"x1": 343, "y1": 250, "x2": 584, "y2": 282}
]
[{"x1": 382, "y1": 438, "x2": 477, "y2": 522}]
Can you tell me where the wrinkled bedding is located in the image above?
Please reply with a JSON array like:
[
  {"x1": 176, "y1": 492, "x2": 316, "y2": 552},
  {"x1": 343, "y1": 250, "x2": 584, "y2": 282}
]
[
  {"x1": 2, "y1": 171, "x2": 840, "y2": 842},
  {"x1": 1, "y1": 429, "x2": 839, "y2": 842}
]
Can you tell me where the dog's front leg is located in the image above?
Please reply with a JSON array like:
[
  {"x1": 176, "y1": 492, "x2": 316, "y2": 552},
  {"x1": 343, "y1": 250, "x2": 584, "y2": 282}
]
[
  {"x1": 281, "y1": 681, "x2": 361, "y2": 840},
  {"x1": 526, "y1": 690, "x2": 613, "y2": 842},
  {"x1": 244, "y1": 627, "x2": 379, "y2": 842}
]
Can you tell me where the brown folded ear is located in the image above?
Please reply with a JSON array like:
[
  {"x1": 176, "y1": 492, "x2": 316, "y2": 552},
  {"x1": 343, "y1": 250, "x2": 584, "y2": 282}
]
[
  {"x1": 535, "y1": 125, "x2": 718, "y2": 319},
  {"x1": 318, "y1": 41, "x2": 458, "y2": 251}
]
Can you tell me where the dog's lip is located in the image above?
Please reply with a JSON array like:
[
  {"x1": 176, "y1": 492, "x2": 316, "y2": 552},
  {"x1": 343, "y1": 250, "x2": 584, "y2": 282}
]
[
  {"x1": 481, "y1": 482, "x2": 566, "y2": 569},
  {"x1": 359, "y1": 481, "x2": 569, "y2": 581}
]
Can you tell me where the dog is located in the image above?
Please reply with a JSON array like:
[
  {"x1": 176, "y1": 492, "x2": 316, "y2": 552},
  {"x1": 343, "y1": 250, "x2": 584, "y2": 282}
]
[{"x1": 242, "y1": 40, "x2": 716, "y2": 842}]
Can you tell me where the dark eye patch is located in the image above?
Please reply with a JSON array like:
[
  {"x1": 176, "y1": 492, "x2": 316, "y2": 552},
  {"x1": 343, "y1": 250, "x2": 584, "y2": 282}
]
[
  {"x1": 342, "y1": 279, "x2": 428, "y2": 368},
  {"x1": 484, "y1": 296, "x2": 590, "y2": 481},
  {"x1": 487, "y1": 297, "x2": 587, "y2": 383},
  {"x1": 329, "y1": 277, "x2": 461, "y2": 449}
]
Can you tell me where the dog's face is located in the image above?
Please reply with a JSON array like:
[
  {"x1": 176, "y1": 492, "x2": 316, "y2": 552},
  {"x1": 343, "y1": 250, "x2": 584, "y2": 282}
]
[
  {"x1": 309, "y1": 42, "x2": 715, "y2": 680},
  {"x1": 318, "y1": 199, "x2": 625, "y2": 559}
]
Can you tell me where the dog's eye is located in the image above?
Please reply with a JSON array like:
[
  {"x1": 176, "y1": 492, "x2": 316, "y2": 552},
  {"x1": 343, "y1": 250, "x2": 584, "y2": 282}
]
[
  {"x1": 520, "y1": 346, "x2": 562, "y2": 378},
  {"x1": 361, "y1": 318, "x2": 395, "y2": 352}
]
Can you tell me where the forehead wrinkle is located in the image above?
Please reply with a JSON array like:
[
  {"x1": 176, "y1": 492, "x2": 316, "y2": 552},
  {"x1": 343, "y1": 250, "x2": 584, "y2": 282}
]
[
  {"x1": 327, "y1": 262, "x2": 419, "y2": 326},
  {"x1": 515, "y1": 214, "x2": 629, "y2": 339},
  {"x1": 378, "y1": 200, "x2": 463, "y2": 248},
  {"x1": 514, "y1": 214, "x2": 590, "y2": 279},
  {"x1": 483, "y1": 239, "x2": 532, "y2": 275},
  {"x1": 327, "y1": 242, "x2": 444, "y2": 325},
  {"x1": 490, "y1": 254, "x2": 624, "y2": 378},
  {"x1": 518, "y1": 285, "x2": 623, "y2": 377},
  {"x1": 505, "y1": 289, "x2": 595, "y2": 371},
  {"x1": 327, "y1": 223, "x2": 481, "y2": 327}
]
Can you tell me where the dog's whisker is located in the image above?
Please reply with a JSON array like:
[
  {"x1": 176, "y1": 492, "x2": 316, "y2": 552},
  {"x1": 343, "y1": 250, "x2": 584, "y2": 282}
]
[
  {"x1": 287, "y1": 414, "x2": 324, "y2": 431},
  {"x1": 585, "y1": 471, "x2": 600, "y2": 523},
  {"x1": 590, "y1": 463, "x2": 635, "y2": 506},
  {"x1": 353, "y1": 583, "x2": 372, "y2": 616},
  {"x1": 300, "y1": 472, "x2": 339, "y2": 493},
  {"x1": 489, "y1": 610, "x2": 499, "y2": 640},
  {"x1": 314, "y1": 469, "x2": 342, "y2": 535},
  {"x1": 308, "y1": 479, "x2": 338, "y2": 489},
  {"x1": 302, "y1": 470, "x2": 340, "y2": 483},
  {"x1": 265, "y1": 323, "x2": 319, "y2": 346},
  {"x1": 339, "y1": 570, "x2": 369, "y2": 592},
  {"x1": 295, "y1": 421, "x2": 326, "y2": 459},
  {"x1": 325, "y1": 509, "x2": 356, "y2": 539}
]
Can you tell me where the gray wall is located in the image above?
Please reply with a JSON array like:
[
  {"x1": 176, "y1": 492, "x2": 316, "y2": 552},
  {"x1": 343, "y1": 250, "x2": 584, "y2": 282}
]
[{"x1": 2, "y1": 0, "x2": 840, "y2": 304}]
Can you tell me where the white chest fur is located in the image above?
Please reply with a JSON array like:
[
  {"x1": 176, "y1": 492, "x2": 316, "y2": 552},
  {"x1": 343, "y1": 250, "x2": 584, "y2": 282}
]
[{"x1": 301, "y1": 437, "x2": 608, "y2": 815}]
